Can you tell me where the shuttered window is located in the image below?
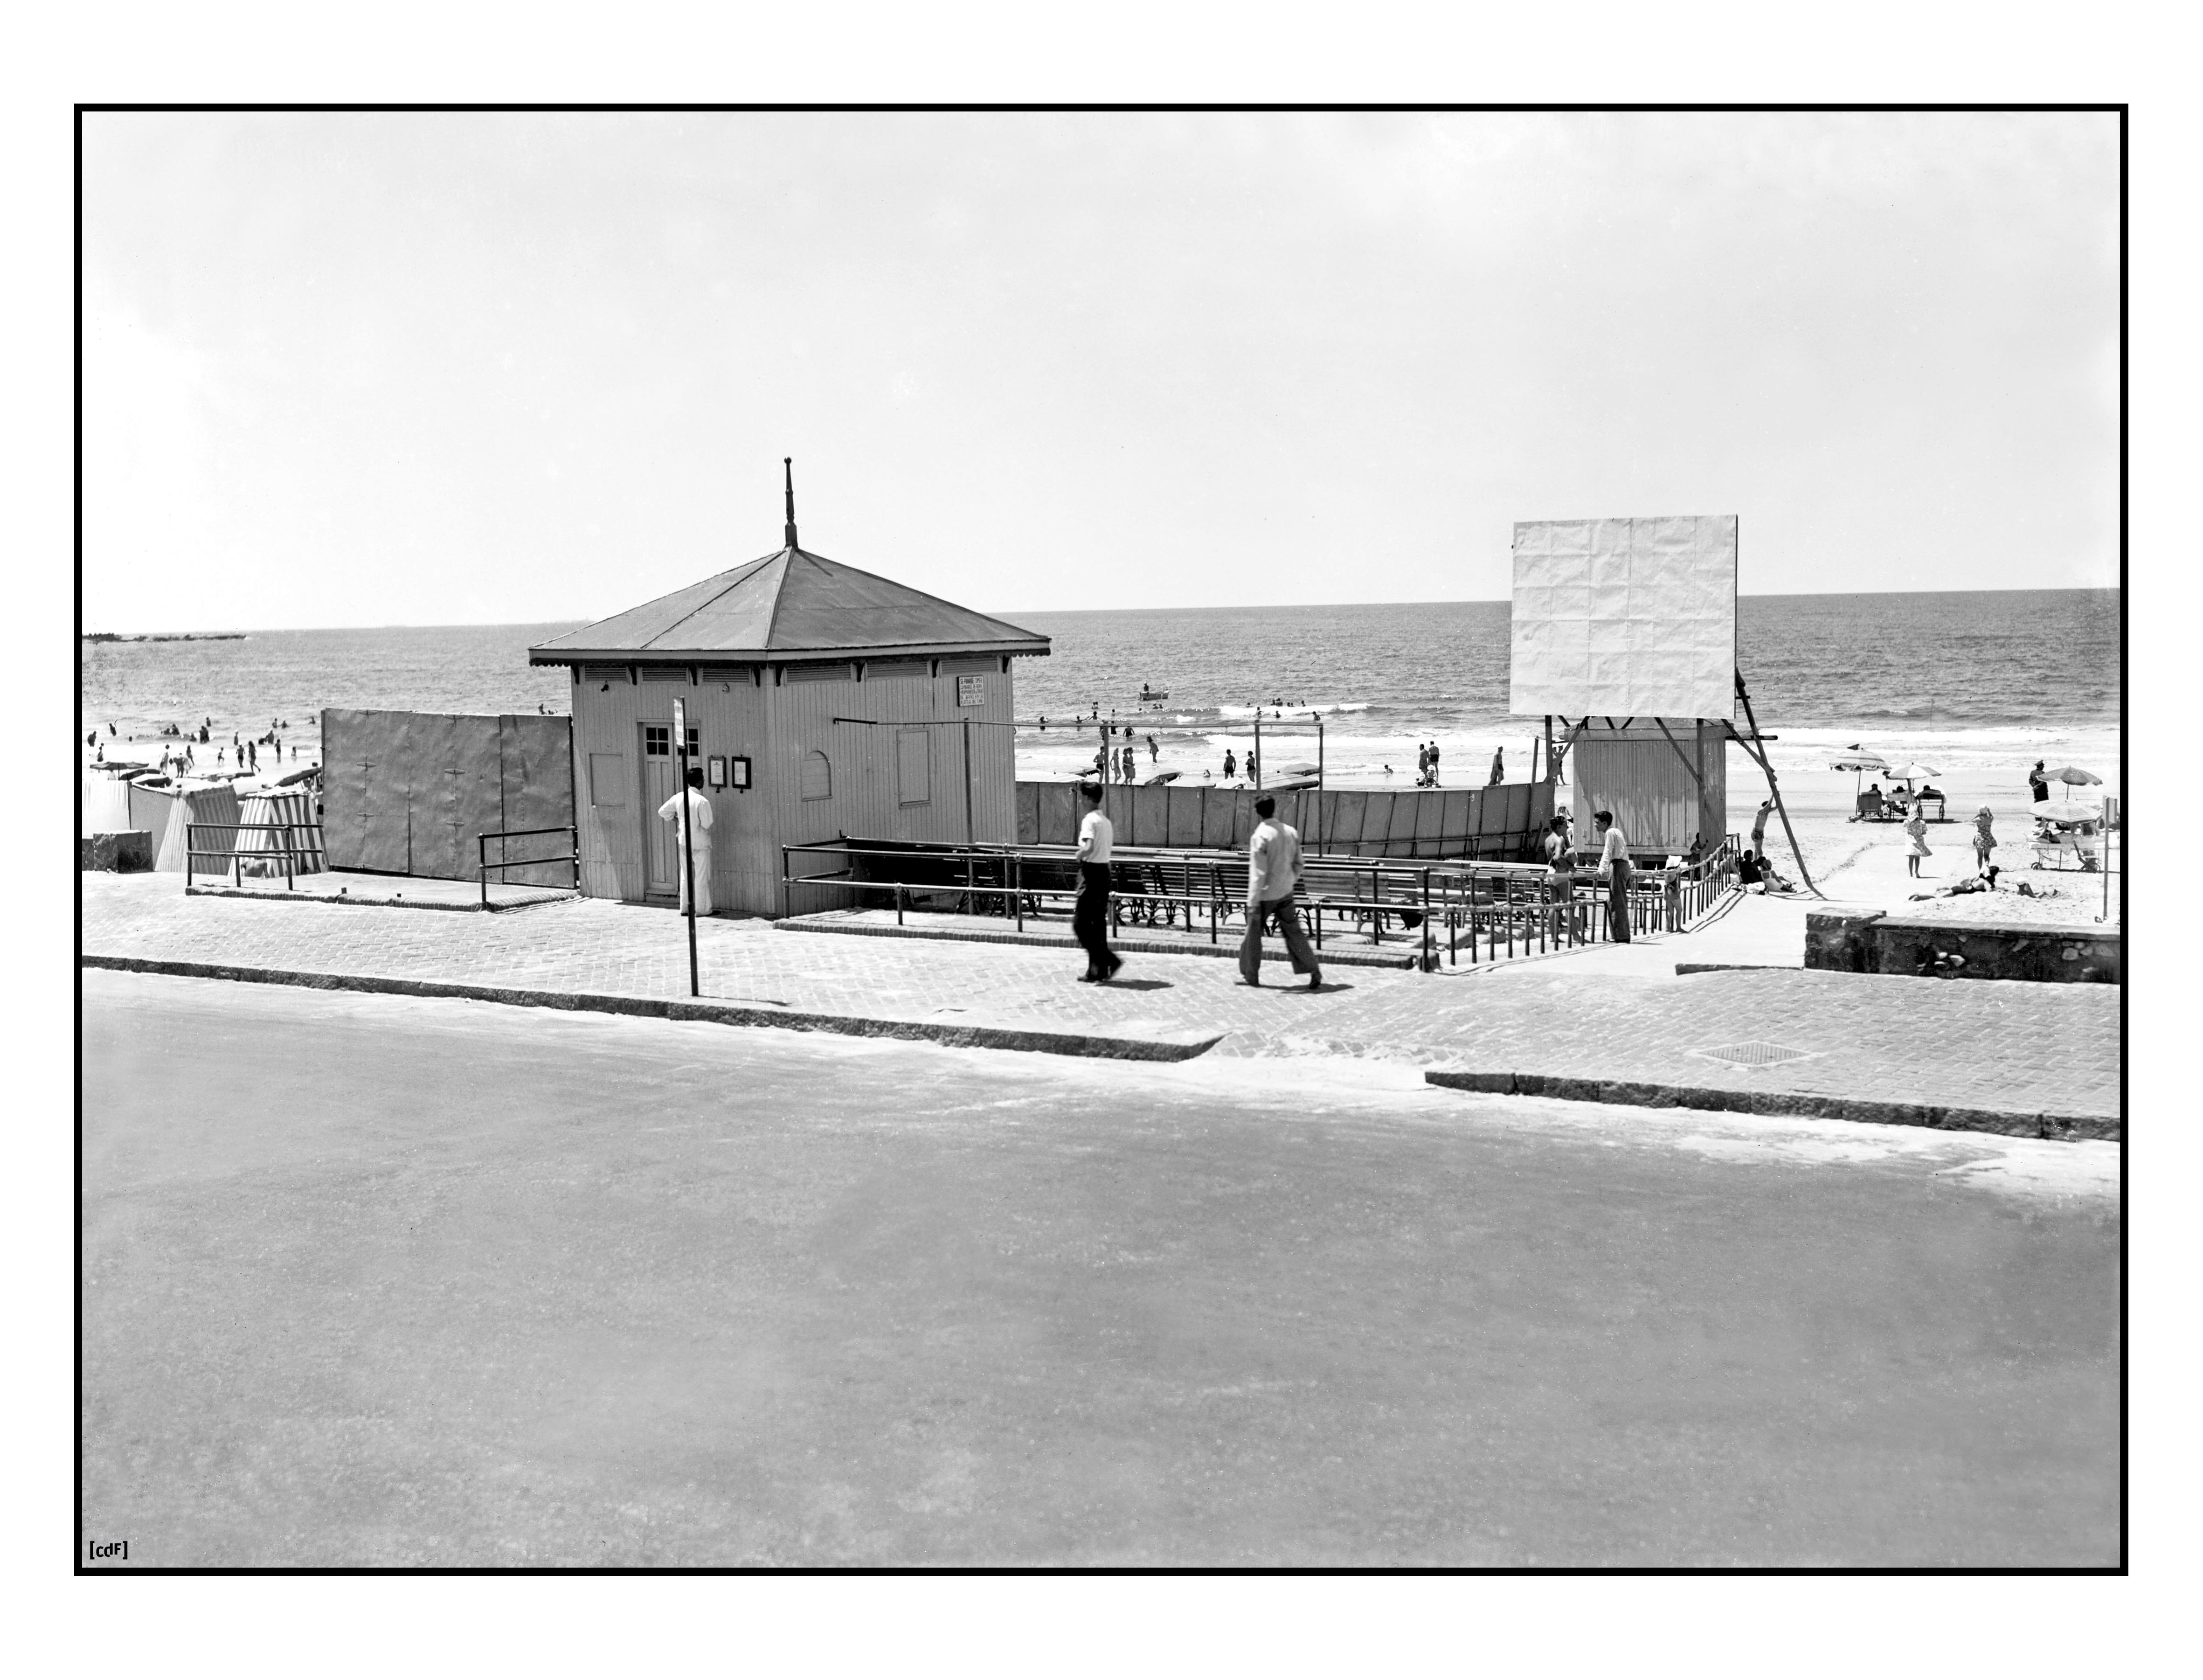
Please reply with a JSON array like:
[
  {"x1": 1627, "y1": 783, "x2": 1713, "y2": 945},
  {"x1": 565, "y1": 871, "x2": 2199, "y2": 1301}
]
[
  {"x1": 786, "y1": 662, "x2": 856, "y2": 683},
  {"x1": 800, "y1": 750, "x2": 832, "y2": 800},
  {"x1": 639, "y1": 666, "x2": 690, "y2": 684}
]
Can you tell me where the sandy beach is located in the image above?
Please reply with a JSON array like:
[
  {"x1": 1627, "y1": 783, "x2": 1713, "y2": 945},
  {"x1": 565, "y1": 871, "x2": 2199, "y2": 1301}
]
[{"x1": 83, "y1": 701, "x2": 2117, "y2": 927}]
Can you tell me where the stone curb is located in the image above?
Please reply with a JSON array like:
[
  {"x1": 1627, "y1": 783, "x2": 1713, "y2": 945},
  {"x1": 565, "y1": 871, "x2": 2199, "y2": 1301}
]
[
  {"x1": 183, "y1": 884, "x2": 576, "y2": 914},
  {"x1": 774, "y1": 917, "x2": 1420, "y2": 970},
  {"x1": 81, "y1": 955, "x2": 1224, "y2": 1063},
  {"x1": 1422, "y1": 1069, "x2": 2119, "y2": 1143}
]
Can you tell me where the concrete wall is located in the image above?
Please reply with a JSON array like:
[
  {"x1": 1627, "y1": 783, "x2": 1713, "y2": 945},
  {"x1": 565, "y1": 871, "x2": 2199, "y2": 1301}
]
[
  {"x1": 1805, "y1": 910, "x2": 2121, "y2": 985},
  {"x1": 568, "y1": 654, "x2": 1023, "y2": 917}
]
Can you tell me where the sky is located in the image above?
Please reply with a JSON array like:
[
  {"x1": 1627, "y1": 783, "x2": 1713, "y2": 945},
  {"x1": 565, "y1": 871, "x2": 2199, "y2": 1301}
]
[{"x1": 81, "y1": 110, "x2": 2120, "y2": 632}]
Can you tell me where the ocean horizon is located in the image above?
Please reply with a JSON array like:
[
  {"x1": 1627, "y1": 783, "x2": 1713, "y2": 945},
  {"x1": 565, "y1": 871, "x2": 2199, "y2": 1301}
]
[{"x1": 82, "y1": 587, "x2": 2120, "y2": 791}]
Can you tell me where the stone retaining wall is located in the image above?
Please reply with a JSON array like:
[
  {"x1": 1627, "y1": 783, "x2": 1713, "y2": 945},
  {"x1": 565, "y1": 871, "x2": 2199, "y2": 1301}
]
[
  {"x1": 80, "y1": 831, "x2": 154, "y2": 873},
  {"x1": 1805, "y1": 910, "x2": 2120, "y2": 984}
]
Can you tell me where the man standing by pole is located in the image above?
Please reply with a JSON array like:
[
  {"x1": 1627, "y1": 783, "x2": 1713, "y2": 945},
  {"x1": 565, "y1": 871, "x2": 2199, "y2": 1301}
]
[
  {"x1": 1073, "y1": 781, "x2": 1121, "y2": 983},
  {"x1": 660, "y1": 696, "x2": 705, "y2": 997}
]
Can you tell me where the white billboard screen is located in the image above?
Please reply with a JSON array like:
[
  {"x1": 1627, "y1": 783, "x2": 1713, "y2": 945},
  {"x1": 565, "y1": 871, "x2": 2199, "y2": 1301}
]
[{"x1": 1508, "y1": 514, "x2": 1737, "y2": 722}]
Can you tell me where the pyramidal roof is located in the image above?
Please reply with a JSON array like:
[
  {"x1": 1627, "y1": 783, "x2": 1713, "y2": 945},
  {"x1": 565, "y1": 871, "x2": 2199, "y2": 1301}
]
[{"x1": 529, "y1": 546, "x2": 1051, "y2": 665}]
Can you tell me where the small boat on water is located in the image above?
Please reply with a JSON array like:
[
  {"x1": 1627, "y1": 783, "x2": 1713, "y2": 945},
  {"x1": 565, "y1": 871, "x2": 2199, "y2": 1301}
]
[{"x1": 1138, "y1": 685, "x2": 1169, "y2": 701}]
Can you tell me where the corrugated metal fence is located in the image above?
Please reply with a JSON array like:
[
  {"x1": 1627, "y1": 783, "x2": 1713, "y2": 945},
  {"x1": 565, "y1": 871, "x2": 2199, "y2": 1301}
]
[
  {"x1": 1015, "y1": 780, "x2": 1552, "y2": 861},
  {"x1": 322, "y1": 708, "x2": 575, "y2": 883}
]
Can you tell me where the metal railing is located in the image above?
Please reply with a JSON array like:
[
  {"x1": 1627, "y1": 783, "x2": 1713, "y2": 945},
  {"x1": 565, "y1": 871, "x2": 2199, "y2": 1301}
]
[
  {"x1": 477, "y1": 826, "x2": 582, "y2": 907},
  {"x1": 781, "y1": 836, "x2": 1749, "y2": 972},
  {"x1": 186, "y1": 822, "x2": 326, "y2": 891}
]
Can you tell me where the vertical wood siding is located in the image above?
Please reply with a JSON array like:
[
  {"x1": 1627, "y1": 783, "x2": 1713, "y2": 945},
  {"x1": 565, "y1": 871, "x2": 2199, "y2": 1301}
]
[{"x1": 1571, "y1": 718, "x2": 1727, "y2": 855}]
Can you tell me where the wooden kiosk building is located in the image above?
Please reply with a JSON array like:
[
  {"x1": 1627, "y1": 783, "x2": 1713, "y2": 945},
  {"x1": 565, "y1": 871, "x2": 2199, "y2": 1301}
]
[{"x1": 529, "y1": 478, "x2": 1049, "y2": 916}]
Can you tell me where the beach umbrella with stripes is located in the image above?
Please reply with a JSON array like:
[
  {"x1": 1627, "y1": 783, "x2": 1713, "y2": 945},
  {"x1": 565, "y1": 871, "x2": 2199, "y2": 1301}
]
[{"x1": 1830, "y1": 750, "x2": 1888, "y2": 804}]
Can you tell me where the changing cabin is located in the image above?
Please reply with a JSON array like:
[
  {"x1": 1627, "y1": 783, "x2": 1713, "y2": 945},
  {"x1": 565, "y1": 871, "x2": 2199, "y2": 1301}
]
[{"x1": 529, "y1": 484, "x2": 1050, "y2": 916}]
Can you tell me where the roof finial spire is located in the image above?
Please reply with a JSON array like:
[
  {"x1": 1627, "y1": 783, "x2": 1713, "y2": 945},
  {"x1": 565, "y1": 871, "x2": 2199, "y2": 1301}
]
[{"x1": 783, "y1": 457, "x2": 799, "y2": 550}]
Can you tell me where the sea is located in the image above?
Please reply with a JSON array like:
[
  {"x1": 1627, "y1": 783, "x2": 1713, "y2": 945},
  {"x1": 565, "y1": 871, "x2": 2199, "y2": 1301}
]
[{"x1": 81, "y1": 589, "x2": 2120, "y2": 793}]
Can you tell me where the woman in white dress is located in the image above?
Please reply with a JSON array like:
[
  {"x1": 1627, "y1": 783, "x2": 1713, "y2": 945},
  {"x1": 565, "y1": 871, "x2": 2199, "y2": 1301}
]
[
  {"x1": 657, "y1": 766, "x2": 714, "y2": 914},
  {"x1": 1903, "y1": 807, "x2": 1931, "y2": 880}
]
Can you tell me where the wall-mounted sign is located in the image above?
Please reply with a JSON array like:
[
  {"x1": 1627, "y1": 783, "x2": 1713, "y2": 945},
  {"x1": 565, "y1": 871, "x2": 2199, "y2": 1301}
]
[
  {"x1": 707, "y1": 755, "x2": 727, "y2": 787},
  {"x1": 956, "y1": 673, "x2": 986, "y2": 707},
  {"x1": 727, "y1": 755, "x2": 753, "y2": 790}
]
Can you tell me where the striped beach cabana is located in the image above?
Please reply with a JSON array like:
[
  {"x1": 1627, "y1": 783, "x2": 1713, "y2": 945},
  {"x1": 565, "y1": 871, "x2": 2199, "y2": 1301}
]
[{"x1": 529, "y1": 463, "x2": 1050, "y2": 916}]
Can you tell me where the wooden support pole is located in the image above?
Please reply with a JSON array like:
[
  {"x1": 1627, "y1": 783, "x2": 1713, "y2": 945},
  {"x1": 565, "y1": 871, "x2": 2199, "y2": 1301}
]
[{"x1": 1731, "y1": 669, "x2": 1822, "y2": 898}]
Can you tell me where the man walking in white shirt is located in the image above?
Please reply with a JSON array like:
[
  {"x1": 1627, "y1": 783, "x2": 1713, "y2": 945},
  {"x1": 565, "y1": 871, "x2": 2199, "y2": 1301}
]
[
  {"x1": 1594, "y1": 808, "x2": 1631, "y2": 943},
  {"x1": 1073, "y1": 781, "x2": 1122, "y2": 982},
  {"x1": 1239, "y1": 795, "x2": 1322, "y2": 988}
]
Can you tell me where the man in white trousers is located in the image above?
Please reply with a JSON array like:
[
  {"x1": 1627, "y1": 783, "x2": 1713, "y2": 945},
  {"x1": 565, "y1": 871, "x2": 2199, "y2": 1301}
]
[{"x1": 657, "y1": 766, "x2": 714, "y2": 916}]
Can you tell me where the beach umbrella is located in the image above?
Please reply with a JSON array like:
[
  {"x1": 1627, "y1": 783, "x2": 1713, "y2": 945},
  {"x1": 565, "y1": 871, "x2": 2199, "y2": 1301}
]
[
  {"x1": 2047, "y1": 765, "x2": 2102, "y2": 800},
  {"x1": 2030, "y1": 801, "x2": 2099, "y2": 827},
  {"x1": 1829, "y1": 750, "x2": 1888, "y2": 806},
  {"x1": 1889, "y1": 762, "x2": 1940, "y2": 785}
]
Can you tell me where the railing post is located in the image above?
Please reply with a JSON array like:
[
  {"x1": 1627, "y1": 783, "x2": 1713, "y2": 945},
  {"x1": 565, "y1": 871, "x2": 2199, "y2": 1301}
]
[
  {"x1": 1421, "y1": 868, "x2": 1432, "y2": 972},
  {"x1": 1014, "y1": 855, "x2": 1023, "y2": 932},
  {"x1": 185, "y1": 825, "x2": 194, "y2": 889}
]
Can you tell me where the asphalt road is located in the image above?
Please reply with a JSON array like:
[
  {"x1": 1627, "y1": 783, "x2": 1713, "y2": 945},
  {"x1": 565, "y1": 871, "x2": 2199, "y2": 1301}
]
[{"x1": 81, "y1": 971, "x2": 2121, "y2": 1567}]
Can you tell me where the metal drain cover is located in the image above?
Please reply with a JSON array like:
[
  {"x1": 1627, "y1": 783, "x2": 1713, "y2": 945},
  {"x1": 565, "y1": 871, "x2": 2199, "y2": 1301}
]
[{"x1": 1695, "y1": 1040, "x2": 1819, "y2": 1068}]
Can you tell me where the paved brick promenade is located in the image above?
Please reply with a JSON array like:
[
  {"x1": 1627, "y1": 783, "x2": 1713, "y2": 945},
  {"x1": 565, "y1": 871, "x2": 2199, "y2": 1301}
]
[{"x1": 81, "y1": 873, "x2": 2120, "y2": 1132}]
